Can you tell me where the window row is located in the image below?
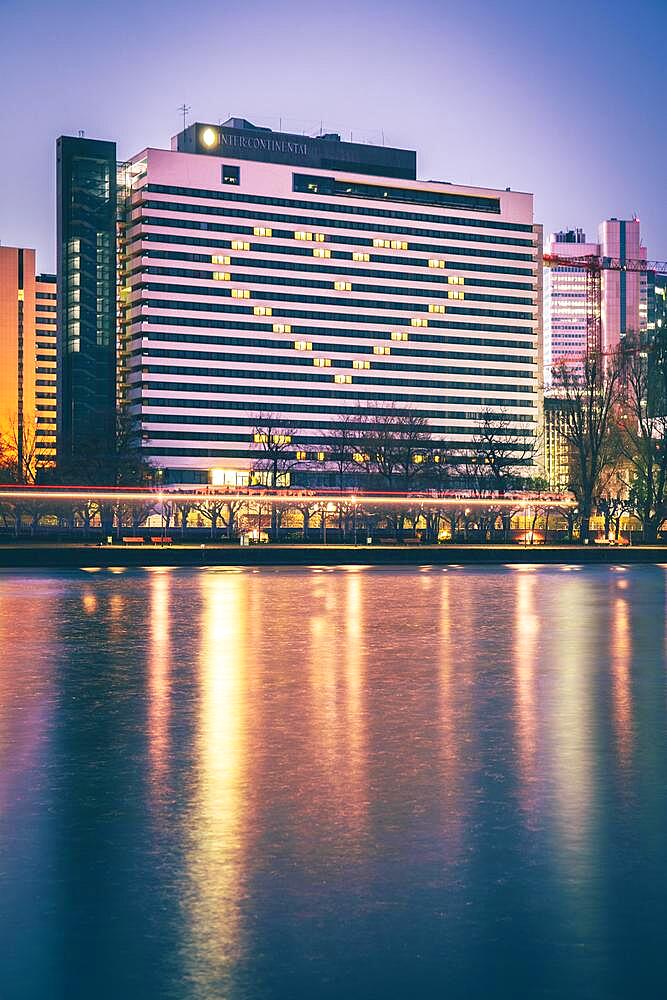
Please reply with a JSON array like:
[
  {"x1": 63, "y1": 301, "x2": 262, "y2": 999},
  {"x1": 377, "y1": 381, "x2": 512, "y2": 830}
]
[
  {"x1": 140, "y1": 363, "x2": 535, "y2": 392},
  {"x1": 140, "y1": 308, "x2": 534, "y2": 337},
  {"x1": 134, "y1": 229, "x2": 535, "y2": 279},
  {"x1": 133, "y1": 346, "x2": 534, "y2": 376},
  {"x1": 144, "y1": 182, "x2": 535, "y2": 233},
  {"x1": 133, "y1": 328, "x2": 535, "y2": 362},
  {"x1": 138, "y1": 202, "x2": 535, "y2": 258},
  {"x1": 139, "y1": 246, "x2": 534, "y2": 291}
]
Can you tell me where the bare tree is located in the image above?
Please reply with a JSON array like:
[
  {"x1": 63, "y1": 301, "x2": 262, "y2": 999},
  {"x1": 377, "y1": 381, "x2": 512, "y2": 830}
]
[
  {"x1": 324, "y1": 411, "x2": 367, "y2": 492},
  {"x1": 616, "y1": 335, "x2": 667, "y2": 542},
  {"x1": 551, "y1": 350, "x2": 623, "y2": 543},
  {"x1": 251, "y1": 414, "x2": 302, "y2": 488},
  {"x1": 471, "y1": 408, "x2": 536, "y2": 494},
  {"x1": 360, "y1": 403, "x2": 432, "y2": 489},
  {"x1": 0, "y1": 417, "x2": 40, "y2": 484}
]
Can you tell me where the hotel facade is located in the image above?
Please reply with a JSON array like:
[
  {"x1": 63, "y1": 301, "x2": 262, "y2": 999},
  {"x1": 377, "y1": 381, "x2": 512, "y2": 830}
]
[{"x1": 118, "y1": 119, "x2": 542, "y2": 486}]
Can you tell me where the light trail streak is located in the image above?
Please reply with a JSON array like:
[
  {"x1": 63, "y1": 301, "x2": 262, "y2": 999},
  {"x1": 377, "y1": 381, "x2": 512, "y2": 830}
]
[{"x1": 0, "y1": 488, "x2": 577, "y2": 508}]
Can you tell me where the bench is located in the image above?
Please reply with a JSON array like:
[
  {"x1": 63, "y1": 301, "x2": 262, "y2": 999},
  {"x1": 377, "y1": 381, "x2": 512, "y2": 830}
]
[
  {"x1": 150, "y1": 536, "x2": 173, "y2": 545},
  {"x1": 122, "y1": 536, "x2": 144, "y2": 545}
]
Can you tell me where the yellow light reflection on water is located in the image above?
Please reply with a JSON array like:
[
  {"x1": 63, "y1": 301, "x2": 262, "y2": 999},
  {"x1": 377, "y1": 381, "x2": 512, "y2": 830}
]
[
  {"x1": 514, "y1": 573, "x2": 538, "y2": 814},
  {"x1": 183, "y1": 571, "x2": 248, "y2": 989},
  {"x1": 611, "y1": 594, "x2": 633, "y2": 770},
  {"x1": 148, "y1": 572, "x2": 171, "y2": 792}
]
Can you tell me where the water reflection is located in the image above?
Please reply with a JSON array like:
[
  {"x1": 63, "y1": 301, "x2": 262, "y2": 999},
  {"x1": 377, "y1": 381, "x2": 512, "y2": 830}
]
[
  {"x1": 148, "y1": 570, "x2": 171, "y2": 793},
  {"x1": 0, "y1": 567, "x2": 666, "y2": 1000},
  {"x1": 513, "y1": 572, "x2": 539, "y2": 816},
  {"x1": 182, "y1": 571, "x2": 248, "y2": 996},
  {"x1": 611, "y1": 593, "x2": 633, "y2": 771}
]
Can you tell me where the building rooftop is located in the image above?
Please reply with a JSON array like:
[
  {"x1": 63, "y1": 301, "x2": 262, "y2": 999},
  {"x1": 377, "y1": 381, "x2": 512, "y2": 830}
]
[{"x1": 172, "y1": 117, "x2": 417, "y2": 180}]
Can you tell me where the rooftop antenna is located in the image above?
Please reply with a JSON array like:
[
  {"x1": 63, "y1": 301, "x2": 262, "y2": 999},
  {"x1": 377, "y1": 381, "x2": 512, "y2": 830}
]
[
  {"x1": 178, "y1": 104, "x2": 191, "y2": 131},
  {"x1": 381, "y1": 129, "x2": 385, "y2": 146},
  {"x1": 77, "y1": 129, "x2": 85, "y2": 138}
]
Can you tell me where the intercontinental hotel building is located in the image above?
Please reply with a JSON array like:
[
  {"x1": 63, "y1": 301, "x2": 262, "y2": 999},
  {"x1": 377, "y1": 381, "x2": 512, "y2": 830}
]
[{"x1": 114, "y1": 118, "x2": 542, "y2": 485}]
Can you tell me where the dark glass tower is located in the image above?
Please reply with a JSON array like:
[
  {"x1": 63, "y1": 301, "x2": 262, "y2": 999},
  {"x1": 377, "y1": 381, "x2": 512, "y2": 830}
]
[{"x1": 56, "y1": 136, "x2": 117, "y2": 472}]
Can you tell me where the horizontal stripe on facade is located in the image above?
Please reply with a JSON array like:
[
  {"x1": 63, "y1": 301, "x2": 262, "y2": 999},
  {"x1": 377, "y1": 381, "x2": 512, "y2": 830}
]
[
  {"x1": 131, "y1": 380, "x2": 535, "y2": 407},
  {"x1": 139, "y1": 289, "x2": 534, "y2": 322},
  {"x1": 143, "y1": 183, "x2": 534, "y2": 233},
  {"x1": 133, "y1": 214, "x2": 535, "y2": 263},
  {"x1": 131, "y1": 232, "x2": 535, "y2": 278},
  {"x1": 138, "y1": 249, "x2": 535, "y2": 292},
  {"x1": 137, "y1": 396, "x2": 535, "y2": 421},
  {"x1": 130, "y1": 348, "x2": 534, "y2": 378},
  {"x1": 139, "y1": 266, "x2": 535, "y2": 307}
]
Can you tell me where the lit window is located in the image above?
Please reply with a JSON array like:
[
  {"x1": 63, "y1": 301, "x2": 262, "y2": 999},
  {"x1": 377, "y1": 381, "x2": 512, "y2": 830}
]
[
  {"x1": 254, "y1": 432, "x2": 268, "y2": 443},
  {"x1": 212, "y1": 271, "x2": 230, "y2": 281},
  {"x1": 316, "y1": 451, "x2": 326, "y2": 461},
  {"x1": 390, "y1": 240, "x2": 408, "y2": 250},
  {"x1": 411, "y1": 318, "x2": 428, "y2": 327},
  {"x1": 428, "y1": 303, "x2": 446, "y2": 313},
  {"x1": 373, "y1": 238, "x2": 391, "y2": 248},
  {"x1": 314, "y1": 233, "x2": 326, "y2": 242},
  {"x1": 271, "y1": 434, "x2": 291, "y2": 445},
  {"x1": 296, "y1": 450, "x2": 307, "y2": 460},
  {"x1": 212, "y1": 255, "x2": 231, "y2": 265},
  {"x1": 295, "y1": 231, "x2": 313, "y2": 241},
  {"x1": 313, "y1": 357, "x2": 332, "y2": 367},
  {"x1": 273, "y1": 323, "x2": 292, "y2": 333},
  {"x1": 353, "y1": 359, "x2": 370, "y2": 369},
  {"x1": 448, "y1": 290, "x2": 465, "y2": 300},
  {"x1": 428, "y1": 259, "x2": 445, "y2": 269},
  {"x1": 313, "y1": 248, "x2": 331, "y2": 258},
  {"x1": 222, "y1": 165, "x2": 240, "y2": 185},
  {"x1": 353, "y1": 452, "x2": 367, "y2": 463},
  {"x1": 294, "y1": 340, "x2": 312, "y2": 350},
  {"x1": 231, "y1": 241, "x2": 250, "y2": 251},
  {"x1": 334, "y1": 374, "x2": 352, "y2": 383},
  {"x1": 448, "y1": 275, "x2": 465, "y2": 285},
  {"x1": 412, "y1": 453, "x2": 424, "y2": 464},
  {"x1": 353, "y1": 252, "x2": 370, "y2": 262},
  {"x1": 373, "y1": 345, "x2": 390, "y2": 355},
  {"x1": 391, "y1": 331, "x2": 408, "y2": 341},
  {"x1": 231, "y1": 288, "x2": 250, "y2": 298},
  {"x1": 334, "y1": 281, "x2": 352, "y2": 290},
  {"x1": 253, "y1": 306, "x2": 272, "y2": 316},
  {"x1": 254, "y1": 227, "x2": 272, "y2": 237}
]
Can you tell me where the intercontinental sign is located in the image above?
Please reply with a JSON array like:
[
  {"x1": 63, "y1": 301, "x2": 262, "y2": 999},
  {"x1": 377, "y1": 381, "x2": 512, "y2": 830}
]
[{"x1": 219, "y1": 132, "x2": 313, "y2": 158}]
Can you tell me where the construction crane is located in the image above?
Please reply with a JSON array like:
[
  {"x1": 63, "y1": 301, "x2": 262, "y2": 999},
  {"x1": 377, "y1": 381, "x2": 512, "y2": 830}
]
[{"x1": 543, "y1": 252, "x2": 667, "y2": 358}]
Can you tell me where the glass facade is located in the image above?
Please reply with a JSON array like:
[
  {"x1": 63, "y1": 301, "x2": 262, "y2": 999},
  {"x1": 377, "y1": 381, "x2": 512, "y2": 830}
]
[{"x1": 56, "y1": 135, "x2": 117, "y2": 466}]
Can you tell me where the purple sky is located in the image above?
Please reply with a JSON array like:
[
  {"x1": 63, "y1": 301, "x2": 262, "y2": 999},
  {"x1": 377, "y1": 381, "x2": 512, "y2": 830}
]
[{"x1": 1, "y1": 0, "x2": 665, "y2": 272}]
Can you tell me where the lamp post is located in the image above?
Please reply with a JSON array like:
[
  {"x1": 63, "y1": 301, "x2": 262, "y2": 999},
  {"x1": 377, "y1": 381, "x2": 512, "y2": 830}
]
[{"x1": 351, "y1": 496, "x2": 358, "y2": 548}]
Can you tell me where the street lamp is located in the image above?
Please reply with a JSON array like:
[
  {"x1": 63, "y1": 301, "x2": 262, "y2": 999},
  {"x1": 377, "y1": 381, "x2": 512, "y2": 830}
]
[{"x1": 351, "y1": 495, "x2": 358, "y2": 547}]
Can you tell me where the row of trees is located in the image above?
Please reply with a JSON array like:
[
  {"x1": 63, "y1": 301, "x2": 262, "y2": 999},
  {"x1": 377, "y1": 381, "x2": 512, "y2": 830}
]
[
  {"x1": 250, "y1": 405, "x2": 537, "y2": 493},
  {"x1": 552, "y1": 334, "x2": 667, "y2": 544},
  {"x1": 2, "y1": 331, "x2": 666, "y2": 544}
]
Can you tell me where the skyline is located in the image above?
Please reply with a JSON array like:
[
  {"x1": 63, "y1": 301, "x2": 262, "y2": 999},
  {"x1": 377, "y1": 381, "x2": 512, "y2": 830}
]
[{"x1": 1, "y1": 0, "x2": 666, "y2": 272}]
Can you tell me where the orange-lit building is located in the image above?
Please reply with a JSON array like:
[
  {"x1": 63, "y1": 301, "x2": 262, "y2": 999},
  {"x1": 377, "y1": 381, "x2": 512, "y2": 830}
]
[
  {"x1": 0, "y1": 246, "x2": 57, "y2": 474},
  {"x1": 34, "y1": 272, "x2": 57, "y2": 466}
]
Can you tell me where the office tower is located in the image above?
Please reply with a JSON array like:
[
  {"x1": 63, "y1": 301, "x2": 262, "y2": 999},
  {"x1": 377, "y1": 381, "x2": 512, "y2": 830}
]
[
  {"x1": 544, "y1": 229, "x2": 598, "y2": 381},
  {"x1": 119, "y1": 118, "x2": 541, "y2": 486},
  {"x1": 544, "y1": 219, "x2": 648, "y2": 383},
  {"x1": 56, "y1": 135, "x2": 117, "y2": 470},
  {"x1": 598, "y1": 218, "x2": 647, "y2": 352}
]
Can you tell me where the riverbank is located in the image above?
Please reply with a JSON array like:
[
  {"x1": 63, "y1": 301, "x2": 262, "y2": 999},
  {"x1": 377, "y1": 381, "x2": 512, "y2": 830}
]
[{"x1": 0, "y1": 542, "x2": 666, "y2": 569}]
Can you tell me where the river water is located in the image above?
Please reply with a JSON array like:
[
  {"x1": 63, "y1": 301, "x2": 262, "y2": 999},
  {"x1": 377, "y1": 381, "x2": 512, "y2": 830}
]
[{"x1": 0, "y1": 565, "x2": 666, "y2": 999}]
